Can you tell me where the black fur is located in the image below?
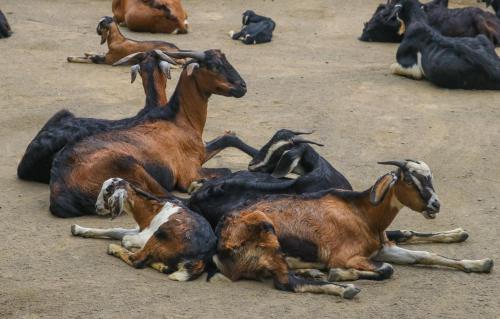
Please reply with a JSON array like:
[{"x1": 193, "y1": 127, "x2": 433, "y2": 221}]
[
  {"x1": 0, "y1": 10, "x2": 12, "y2": 38},
  {"x1": 278, "y1": 235, "x2": 319, "y2": 262},
  {"x1": 231, "y1": 10, "x2": 275, "y2": 44}
]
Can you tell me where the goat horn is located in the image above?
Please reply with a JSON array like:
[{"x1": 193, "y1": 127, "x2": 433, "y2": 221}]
[
  {"x1": 159, "y1": 61, "x2": 171, "y2": 79},
  {"x1": 112, "y1": 52, "x2": 145, "y2": 66},
  {"x1": 166, "y1": 50, "x2": 206, "y2": 61},
  {"x1": 378, "y1": 160, "x2": 407, "y2": 169},
  {"x1": 290, "y1": 130, "x2": 315, "y2": 135},
  {"x1": 291, "y1": 136, "x2": 324, "y2": 147},
  {"x1": 154, "y1": 50, "x2": 177, "y2": 65}
]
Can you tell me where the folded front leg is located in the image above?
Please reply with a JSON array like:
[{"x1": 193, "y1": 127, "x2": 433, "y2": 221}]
[
  {"x1": 328, "y1": 256, "x2": 394, "y2": 281},
  {"x1": 386, "y1": 228, "x2": 469, "y2": 244},
  {"x1": 374, "y1": 244, "x2": 493, "y2": 273}
]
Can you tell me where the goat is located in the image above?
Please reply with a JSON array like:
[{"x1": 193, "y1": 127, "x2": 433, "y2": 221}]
[
  {"x1": 481, "y1": 0, "x2": 500, "y2": 18},
  {"x1": 67, "y1": 17, "x2": 182, "y2": 65},
  {"x1": 71, "y1": 178, "x2": 216, "y2": 281},
  {"x1": 229, "y1": 10, "x2": 276, "y2": 45},
  {"x1": 48, "y1": 50, "x2": 254, "y2": 218},
  {"x1": 112, "y1": 0, "x2": 188, "y2": 34},
  {"x1": 0, "y1": 10, "x2": 12, "y2": 38},
  {"x1": 189, "y1": 129, "x2": 469, "y2": 246},
  {"x1": 390, "y1": 0, "x2": 500, "y2": 89},
  {"x1": 361, "y1": 0, "x2": 500, "y2": 46},
  {"x1": 213, "y1": 160, "x2": 492, "y2": 292},
  {"x1": 18, "y1": 50, "x2": 176, "y2": 184}
]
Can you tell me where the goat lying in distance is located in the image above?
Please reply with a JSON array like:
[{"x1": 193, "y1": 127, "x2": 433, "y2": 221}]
[
  {"x1": 68, "y1": 17, "x2": 183, "y2": 65},
  {"x1": 390, "y1": 0, "x2": 500, "y2": 89},
  {"x1": 49, "y1": 50, "x2": 253, "y2": 218},
  {"x1": 229, "y1": 10, "x2": 276, "y2": 44},
  {"x1": 190, "y1": 129, "x2": 469, "y2": 245},
  {"x1": 0, "y1": 10, "x2": 12, "y2": 38},
  {"x1": 18, "y1": 50, "x2": 176, "y2": 184},
  {"x1": 360, "y1": 0, "x2": 500, "y2": 46},
  {"x1": 213, "y1": 160, "x2": 492, "y2": 290},
  {"x1": 113, "y1": 0, "x2": 188, "y2": 34},
  {"x1": 72, "y1": 178, "x2": 216, "y2": 281}
]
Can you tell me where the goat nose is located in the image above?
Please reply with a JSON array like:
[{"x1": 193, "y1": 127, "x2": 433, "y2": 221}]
[{"x1": 428, "y1": 200, "x2": 440, "y2": 213}]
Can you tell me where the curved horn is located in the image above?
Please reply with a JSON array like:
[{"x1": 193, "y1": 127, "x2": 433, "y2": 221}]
[
  {"x1": 291, "y1": 136, "x2": 324, "y2": 147},
  {"x1": 166, "y1": 50, "x2": 206, "y2": 61},
  {"x1": 112, "y1": 52, "x2": 145, "y2": 66},
  {"x1": 378, "y1": 160, "x2": 407, "y2": 169},
  {"x1": 130, "y1": 64, "x2": 140, "y2": 83},
  {"x1": 159, "y1": 61, "x2": 171, "y2": 79},
  {"x1": 154, "y1": 49, "x2": 177, "y2": 65},
  {"x1": 290, "y1": 130, "x2": 315, "y2": 135}
]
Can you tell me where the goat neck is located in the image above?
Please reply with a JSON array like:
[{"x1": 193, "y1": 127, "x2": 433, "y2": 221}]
[
  {"x1": 174, "y1": 68, "x2": 209, "y2": 135},
  {"x1": 106, "y1": 22, "x2": 126, "y2": 46},
  {"x1": 355, "y1": 187, "x2": 403, "y2": 235},
  {"x1": 125, "y1": 195, "x2": 164, "y2": 230},
  {"x1": 142, "y1": 65, "x2": 168, "y2": 108}
]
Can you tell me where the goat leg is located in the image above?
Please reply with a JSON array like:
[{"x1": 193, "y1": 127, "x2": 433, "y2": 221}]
[
  {"x1": 328, "y1": 257, "x2": 394, "y2": 281},
  {"x1": 67, "y1": 54, "x2": 106, "y2": 64},
  {"x1": 204, "y1": 131, "x2": 258, "y2": 163},
  {"x1": 385, "y1": 228, "x2": 469, "y2": 244},
  {"x1": 374, "y1": 244, "x2": 494, "y2": 273},
  {"x1": 71, "y1": 224, "x2": 139, "y2": 240}
]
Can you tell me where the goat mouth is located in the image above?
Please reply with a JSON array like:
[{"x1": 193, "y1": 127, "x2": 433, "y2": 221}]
[
  {"x1": 422, "y1": 211, "x2": 437, "y2": 219},
  {"x1": 229, "y1": 87, "x2": 247, "y2": 98}
]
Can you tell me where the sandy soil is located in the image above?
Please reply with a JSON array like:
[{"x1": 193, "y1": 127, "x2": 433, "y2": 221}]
[{"x1": 0, "y1": 0, "x2": 499, "y2": 318}]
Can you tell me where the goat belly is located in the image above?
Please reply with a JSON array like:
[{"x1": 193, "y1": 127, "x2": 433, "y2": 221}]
[{"x1": 278, "y1": 234, "x2": 319, "y2": 262}]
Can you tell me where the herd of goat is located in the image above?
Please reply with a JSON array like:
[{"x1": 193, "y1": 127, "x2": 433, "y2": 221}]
[{"x1": 2, "y1": 0, "x2": 496, "y2": 299}]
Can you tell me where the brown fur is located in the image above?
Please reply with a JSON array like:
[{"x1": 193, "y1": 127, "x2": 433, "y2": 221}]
[{"x1": 112, "y1": 0, "x2": 188, "y2": 34}]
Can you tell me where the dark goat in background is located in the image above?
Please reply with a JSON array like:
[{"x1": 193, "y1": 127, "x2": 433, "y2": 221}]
[
  {"x1": 18, "y1": 50, "x2": 177, "y2": 184},
  {"x1": 0, "y1": 10, "x2": 12, "y2": 38},
  {"x1": 360, "y1": 0, "x2": 500, "y2": 46},
  {"x1": 229, "y1": 10, "x2": 275, "y2": 44},
  {"x1": 390, "y1": 0, "x2": 500, "y2": 89}
]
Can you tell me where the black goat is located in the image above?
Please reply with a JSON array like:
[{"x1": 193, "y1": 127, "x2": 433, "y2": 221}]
[
  {"x1": 390, "y1": 0, "x2": 500, "y2": 89},
  {"x1": 361, "y1": 0, "x2": 500, "y2": 46},
  {"x1": 229, "y1": 10, "x2": 275, "y2": 44},
  {"x1": 0, "y1": 10, "x2": 12, "y2": 38}
]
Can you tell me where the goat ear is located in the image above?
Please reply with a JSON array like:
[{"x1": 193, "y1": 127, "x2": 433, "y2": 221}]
[
  {"x1": 100, "y1": 28, "x2": 109, "y2": 45},
  {"x1": 271, "y1": 147, "x2": 306, "y2": 178},
  {"x1": 130, "y1": 64, "x2": 140, "y2": 83},
  {"x1": 370, "y1": 173, "x2": 398, "y2": 205},
  {"x1": 186, "y1": 62, "x2": 199, "y2": 76}
]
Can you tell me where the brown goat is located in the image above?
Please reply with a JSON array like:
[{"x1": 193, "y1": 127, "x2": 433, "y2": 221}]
[
  {"x1": 49, "y1": 50, "x2": 252, "y2": 218},
  {"x1": 214, "y1": 160, "x2": 493, "y2": 289},
  {"x1": 71, "y1": 178, "x2": 216, "y2": 281},
  {"x1": 112, "y1": 0, "x2": 188, "y2": 34},
  {"x1": 67, "y1": 17, "x2": 182, "y2": 65}
]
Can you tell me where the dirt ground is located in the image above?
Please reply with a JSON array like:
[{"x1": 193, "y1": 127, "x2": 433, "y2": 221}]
[{"x1": 0, "y1": 0, "x2": 499, "y2": 318}]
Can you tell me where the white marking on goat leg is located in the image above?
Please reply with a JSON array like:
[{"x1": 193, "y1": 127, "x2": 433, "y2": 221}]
[
  {"x1": 71, "y1": 224, "x2": 139, "y2": 239},
  {"x1": 397, "y1": 228, "x2": 469, "y2": 244},
  {"x1": 168, "y1": 263, "x2": 191, "y2": 281},
  {"x1": 67, "y1": 56, "x2": 92, "y2": 63},
  {"x1": 390, "y1": 53, "x2": 425, "y2": 80},
  {"x1": 293, "y1": 269, "x2": 327, "y2": 280},
  {"x1": 286, "y1": 257, "x2": 326, "y2": 270},
  {"x1": 374, "y1": 245, "x2": 494, "y2": 273},
  {"x1": 295, "y1": 283, "x2": 360, "y2": 299}
]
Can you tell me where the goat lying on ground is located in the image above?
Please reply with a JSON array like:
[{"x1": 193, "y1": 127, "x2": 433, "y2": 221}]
[
  {"x1": 212, "y1": 160, "x2": 492, "y2": 291},
  {"x1": 190, "y1": 129, "x2": 469, "y2": 246},
  {"x1": 390, "y1": 0, "x2": 500, "y2": 89},
  {"x1": 18, "y1": 50, "x2": 176, "y2": 184},
  {"x1": 480, "y1": 0, "x2": 500, "y2": 18},
  {"x1": 113, "y1": 0, "x2": 188, "y2": 34},
  {"x1": 49, "y1": 50, "x2": 254, "y2": 218},
  {"x1": 360, "y1": 0, "x2": 500, "y2": 46},
  {"x1": 71, "y1": 178, "x2": 216, "y2": 281},
  {"x1": 0, "y1": 10, "x2": 12, "y2": 38},
  {"x1": 229, "y1": 10, "x2": 276, "y2": 44},
  {"x1": 67, "y1": 17, "x2": 182, "y2": 65}
]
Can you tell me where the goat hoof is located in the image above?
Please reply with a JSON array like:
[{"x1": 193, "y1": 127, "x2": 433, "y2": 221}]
[
  {"x1": 479, "y1": 259, "x2": 494, "y2": 273},
  {"x1": 209, "y1": 272, "x2": 232, "y2": 283},
  {"x1": 188, "y1": 180, "x2": 205, "y2": 194},
  {"x1": 107, "y1": 243, "x2": 121, "y2": 255},
  {"x1": 228, "y1": 30, "x2": 235, "y2": 38},
  {"x1": 70, "y1": 224, "x2": 79, "y2": 236},
  {"x1": 342, "y1": 285, "x2": 361, "y2": 300}
]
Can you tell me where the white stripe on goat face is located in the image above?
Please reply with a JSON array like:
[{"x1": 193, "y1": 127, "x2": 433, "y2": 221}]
[
  {"x1": 95, "y1": 178, "x2": 121, "y2": 215},
  {"x1": 248, "y1": 140, "x2": 290, "y2": 170},
  {"x1": 406, "y1": 161, "x2": 439, "y2": 203}
]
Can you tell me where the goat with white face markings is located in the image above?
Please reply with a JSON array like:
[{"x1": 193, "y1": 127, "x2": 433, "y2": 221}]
[
  {"x1": 229, "y1": 10, "x2": 275, "y2": 45},
  {"x1": 211, "y1": 160, "x2": 493, "y2": 289},
  {"x1": 72, "y1": 178, "x2": 216, "y2": 281}
]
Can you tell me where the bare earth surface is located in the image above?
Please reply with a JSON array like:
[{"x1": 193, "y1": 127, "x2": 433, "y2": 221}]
[{"x1": 0, "y1": 0, "x2": 499, "y2": 318}]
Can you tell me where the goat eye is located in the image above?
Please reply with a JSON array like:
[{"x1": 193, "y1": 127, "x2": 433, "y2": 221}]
[{"x1": 404, "y1": 175, "x2": 414, "y2": 185}]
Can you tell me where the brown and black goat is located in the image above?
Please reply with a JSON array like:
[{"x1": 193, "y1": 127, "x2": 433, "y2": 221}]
[
  {"x1": 190, "y1": 129, "x2": 469, "y2": 245},
  {"x1": 71, "y1": 178, "x2": 216, "y2": 281},
  {"x1": 0, "y1": 10, "x2": 12, "y2": 38},
  {"x1": 112, "y1": 0, "x2": 188, "y2": 34},
  {"x1": 67, "y1": 17, "x2": 182, "y2": 65},
  {"x1": 49, "y1": 50, "x2": 253, "y2": 218},
  {"x1": 212, "y1": 160, "x2": 492, "y2": 292},
  {"x1": 18, "y1": 50, "x2": 176, "y2": 184}
]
